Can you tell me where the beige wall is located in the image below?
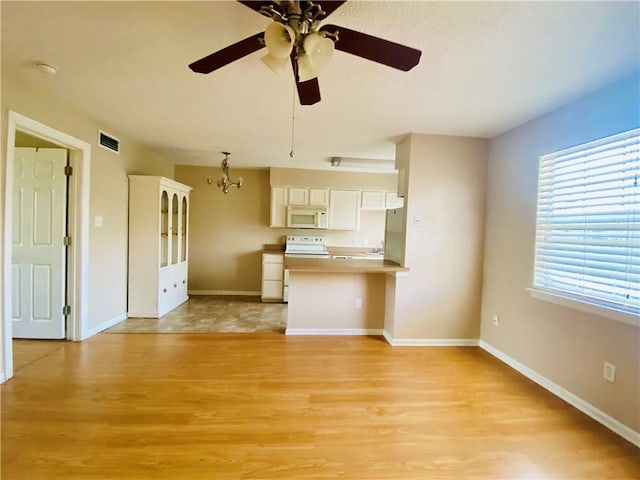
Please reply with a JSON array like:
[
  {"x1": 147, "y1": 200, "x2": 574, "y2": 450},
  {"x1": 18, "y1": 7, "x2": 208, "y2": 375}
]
[
  {"x1": 176, "y1": 165, "x2": 393, "y2": 293},
  {"x1": 390, "y1": 133, "x2": 488, "y2": 340},
  {"x1": 1, "y1": 74, "x2": 174, "y2": 347},
  {"x1": 480, "y1": 72, "x2": 640, "y2": 432},
  {"x1": 271, "y1": 167, "x2": 397, "y2": 191},
  {"x1": 175, "y1": 166, "x2": 282, "y2": 292}
]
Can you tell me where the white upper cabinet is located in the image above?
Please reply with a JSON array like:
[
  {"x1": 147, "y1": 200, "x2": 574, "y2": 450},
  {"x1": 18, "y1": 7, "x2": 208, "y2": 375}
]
[
  {"x1": 329, "y1": 189, "x2": 360, "y2": 230},
  {"x1": 288, "y1": 187, "x2": 309, "y2": 205},
  {"x1": 287, "y1": 187, "x2": 328, "y2": 206},
  {"x1": 270, "y1": 186, "x2": 287, "y2": 227},
  {"x1": 361, "y1": 191, "x2": 387, "y2": 210},
  {"x1": 386, "y1": 192, "x2": 404, "y2": 209},
  {"x1": 309, "y1": 188, "x2": 329, "y2": 206}
]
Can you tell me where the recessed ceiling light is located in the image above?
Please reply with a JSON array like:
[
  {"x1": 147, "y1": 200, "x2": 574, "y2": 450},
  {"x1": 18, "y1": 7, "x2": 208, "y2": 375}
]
[{"x1": 36, "y1": 63, "x2": 57, "y2": 75}]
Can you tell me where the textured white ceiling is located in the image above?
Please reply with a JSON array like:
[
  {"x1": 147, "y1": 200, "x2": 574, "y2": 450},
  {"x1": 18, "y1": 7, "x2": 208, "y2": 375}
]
[{"x1": 2, "y1": 1, "x2": 639, "y2": 170}]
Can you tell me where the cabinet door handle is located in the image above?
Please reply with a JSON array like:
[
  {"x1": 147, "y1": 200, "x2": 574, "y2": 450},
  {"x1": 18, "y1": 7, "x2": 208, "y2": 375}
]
[
  {"x1": 163, "y1": 288, "x2": 167, "y2": 293},
  {"x1": 173, "y1": 283, "x2": 177, "y2": 288},
  {"x1": 182, "y1": 280, "x2": 186, "y2": 284}
]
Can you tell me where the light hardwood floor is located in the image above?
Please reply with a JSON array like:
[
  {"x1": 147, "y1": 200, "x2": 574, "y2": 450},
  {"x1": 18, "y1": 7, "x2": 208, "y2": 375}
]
[{"x1": 3, "y1": 334, "x2": 639, "y2": 479}]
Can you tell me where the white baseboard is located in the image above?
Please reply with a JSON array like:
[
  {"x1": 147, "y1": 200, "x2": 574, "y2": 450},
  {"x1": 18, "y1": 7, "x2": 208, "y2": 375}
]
[
  {"x1": 189, "y1": 290, "x2": 261, "y2": 296},
  {"x1": 479, "y1": 340, "x2": 640, "y2": 448},
  {"x1": 286, "y1": 328, "x2": 383, "y2": 336},
  {"x1": 382, "y1": 330, "x2": 479, "y2": 346},
  {"x1": 85, "y1": 312, "x2": 127, "y2": 338}
]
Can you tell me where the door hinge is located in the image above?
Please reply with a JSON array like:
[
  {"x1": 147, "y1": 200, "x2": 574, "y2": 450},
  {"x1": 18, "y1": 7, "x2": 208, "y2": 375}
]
[
  {"x1": 64, "y1": 165, "x2": 73, "y2": 176},
  {"x1": 63, "y1": 305, "x2": 71, "y2": 316},
  {"x1": 63, "y1": 236, "x2": 71, "y2": 246}
]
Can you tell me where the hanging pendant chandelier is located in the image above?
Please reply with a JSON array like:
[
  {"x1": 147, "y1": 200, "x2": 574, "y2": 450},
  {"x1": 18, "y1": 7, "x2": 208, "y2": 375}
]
[{"x1": 214, "y1": 152, "x2": 243, "y2": 194}]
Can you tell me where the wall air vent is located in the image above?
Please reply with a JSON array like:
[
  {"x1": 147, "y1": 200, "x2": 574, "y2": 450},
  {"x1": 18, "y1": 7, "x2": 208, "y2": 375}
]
[{"x1": 98, "y1": 130, "x2": 120, "y2": 154}]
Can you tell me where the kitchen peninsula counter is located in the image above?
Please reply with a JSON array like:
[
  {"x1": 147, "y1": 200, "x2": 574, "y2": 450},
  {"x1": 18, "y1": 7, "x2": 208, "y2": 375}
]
[
  {"x1": 284, "y1": 257, "x2": 408, "y2": 334},
  {"x1": 284, "y1": 256, "x2": 408, "y2": 274}
]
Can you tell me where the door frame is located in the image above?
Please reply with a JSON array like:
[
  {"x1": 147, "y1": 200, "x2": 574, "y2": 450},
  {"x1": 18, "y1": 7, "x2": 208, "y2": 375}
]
[{"x1": 2, "y1": 111, "x2": 91, "y2": 381}]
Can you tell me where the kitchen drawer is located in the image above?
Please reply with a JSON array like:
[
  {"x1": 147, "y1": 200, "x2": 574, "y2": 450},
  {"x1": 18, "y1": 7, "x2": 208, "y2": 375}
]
[
  {"x1": 263, "y1": 253, "x2": 284, "y2": 264},
  {"x1": 263, "y1": 262, "x2": 283, "y2": 281}
]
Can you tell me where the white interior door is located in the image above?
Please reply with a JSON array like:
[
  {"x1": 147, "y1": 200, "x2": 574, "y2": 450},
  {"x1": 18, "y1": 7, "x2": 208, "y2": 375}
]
[{"x1": 12, "y1": 147, "x2": 67, "y2": 339}]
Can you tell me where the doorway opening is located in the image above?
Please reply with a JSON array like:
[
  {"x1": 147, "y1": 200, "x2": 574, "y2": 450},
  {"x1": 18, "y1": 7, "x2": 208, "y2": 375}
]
[{"x1": 2, "y1": 111, "x2": 91, "y2": 382}]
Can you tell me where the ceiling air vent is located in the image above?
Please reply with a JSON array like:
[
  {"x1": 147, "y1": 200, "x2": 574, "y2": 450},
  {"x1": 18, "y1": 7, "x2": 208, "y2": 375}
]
[{"x1": 98, "y1": 130, "x2": 120, "y2": 154}]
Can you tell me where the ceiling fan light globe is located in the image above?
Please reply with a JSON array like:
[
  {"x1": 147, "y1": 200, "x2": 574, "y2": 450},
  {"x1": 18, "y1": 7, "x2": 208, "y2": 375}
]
[
  {"x1": 264, "y1": 22, "x2": 295, "y2": 59},
  {"x1": 261, "y1": 53, "x2": 288, "y2": 75},
  {"x1": 297, "y1": 54, "x2": 319, "y2": 82},
  {"x1": 307, "y1": 36, "x2": 334, "y2": 71}
]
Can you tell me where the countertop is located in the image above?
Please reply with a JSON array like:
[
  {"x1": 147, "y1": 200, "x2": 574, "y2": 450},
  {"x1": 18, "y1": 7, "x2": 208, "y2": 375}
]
[{"x1": 284, "y1": 256, "x2": 408, "y2": 274}]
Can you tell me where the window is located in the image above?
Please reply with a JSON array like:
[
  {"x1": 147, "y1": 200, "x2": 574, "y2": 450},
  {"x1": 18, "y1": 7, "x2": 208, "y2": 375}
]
[{"x1": 533, "y1": 129, "x2": 639, "y2": 319}]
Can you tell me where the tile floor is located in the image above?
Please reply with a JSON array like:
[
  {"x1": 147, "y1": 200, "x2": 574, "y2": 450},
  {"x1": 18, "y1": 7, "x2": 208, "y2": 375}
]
[{"x1": 105, "y1": 295, "x2": 287, "y2": 333}]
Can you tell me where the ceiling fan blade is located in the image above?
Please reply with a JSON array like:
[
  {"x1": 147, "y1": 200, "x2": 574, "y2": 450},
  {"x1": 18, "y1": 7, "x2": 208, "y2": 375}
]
[
  {"x1": 297, "y1": 78, "x2": 321, "y2": 105},
  {"x1": 320, "y1": 24, "x2": 421, "y2": 71},
  {"x1": 291, "y1": 56, "x2": 321, "y2": 105},
  {"x1": 189, "y1": 32, "x2": 265, "y2": 74},
  {"x1": 236, "y1": 1, "x2": 283, "y2": 15}
]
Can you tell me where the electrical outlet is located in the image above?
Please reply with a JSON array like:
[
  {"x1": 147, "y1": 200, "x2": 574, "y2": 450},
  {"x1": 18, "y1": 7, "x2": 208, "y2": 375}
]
[
  {"x1": 492, "y1": 314, "x2": 500, "y2": 327},
  {"x1": 603, "y1": 361, "x2": 616, "y2": 382},
  {"x1": 355, "y1": 298, "x2": 362, "y2": 309}
]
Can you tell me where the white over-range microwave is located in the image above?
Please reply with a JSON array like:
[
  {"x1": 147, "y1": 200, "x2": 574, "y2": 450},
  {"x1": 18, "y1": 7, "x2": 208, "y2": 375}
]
[{"x1": 287, "y1": 206, "x2": 328, "y2": 229}]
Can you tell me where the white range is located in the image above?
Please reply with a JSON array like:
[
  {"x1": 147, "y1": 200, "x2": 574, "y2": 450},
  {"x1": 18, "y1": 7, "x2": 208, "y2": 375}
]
[{"x1": 283, "y1": 235, "x2": 329, "y2": 301}]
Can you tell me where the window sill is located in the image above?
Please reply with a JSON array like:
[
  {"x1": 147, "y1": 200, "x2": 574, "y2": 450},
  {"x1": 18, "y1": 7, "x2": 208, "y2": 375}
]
[{"x1": 527, "y1": 288, "x2": 639, "y2": 328}]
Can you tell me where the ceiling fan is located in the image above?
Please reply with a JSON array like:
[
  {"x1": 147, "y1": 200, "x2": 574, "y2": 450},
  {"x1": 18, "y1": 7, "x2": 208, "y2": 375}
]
[{"x1": 188, "y1": 0, "x2": 422, "y2": 105}]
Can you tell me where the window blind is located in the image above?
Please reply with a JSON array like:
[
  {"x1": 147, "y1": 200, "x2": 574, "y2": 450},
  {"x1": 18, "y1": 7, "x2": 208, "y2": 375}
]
[{"x1": 533, "y1": 128, "x2": 640, "y2": 317}]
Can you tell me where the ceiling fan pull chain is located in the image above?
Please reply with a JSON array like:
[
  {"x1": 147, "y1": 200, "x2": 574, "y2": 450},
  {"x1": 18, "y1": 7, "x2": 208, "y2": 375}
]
[{"x1": 290, "y1": 82, "x2": 296, "y2": 158}]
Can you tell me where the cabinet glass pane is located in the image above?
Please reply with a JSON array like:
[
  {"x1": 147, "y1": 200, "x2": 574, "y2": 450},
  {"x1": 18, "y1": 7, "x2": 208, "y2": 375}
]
[
  {"x1": 181, "y1": 196, "x2": 187, "y2": 262},
  {"x1": 171, "y1": 193, "x2": 179, "y2": 265},
  {"x1": 160, "y1": 190, "x2": 169, "y2": 267}
]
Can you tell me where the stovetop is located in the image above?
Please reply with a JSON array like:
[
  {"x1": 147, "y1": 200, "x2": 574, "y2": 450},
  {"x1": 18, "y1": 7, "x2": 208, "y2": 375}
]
[{"x1": 284, "y1": 253, "x2": 330, "y2": 258}]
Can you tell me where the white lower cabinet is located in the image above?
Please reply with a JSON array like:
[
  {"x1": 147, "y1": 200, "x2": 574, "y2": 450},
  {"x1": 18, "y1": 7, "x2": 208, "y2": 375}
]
[
  {"x1": 262, "y1": 253, "x2": 284, "y2": 302},
  {"x1": 157, "y1": 263, "x2": 188, "y2": 317}
]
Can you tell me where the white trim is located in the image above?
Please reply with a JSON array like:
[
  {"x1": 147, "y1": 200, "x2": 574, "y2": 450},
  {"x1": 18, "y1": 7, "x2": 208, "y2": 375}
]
[
  {"x1": 126, "y1": 311, "x2": 159, "y2": 319},
  {"x1": 382, "y1": 331, "x2": 479, "y2": 346},
  {"x1": 85, "y1": 312, "x2": 127, "y2": 337},
  {"x1": 285, "y1": 328, "x2": 383, "y2": 336},
  {"x1": 3, "y1": 111, "x2": 91, "y2": 382},
  {"x1": 188, "y1": 290, "x2": 261, "y2": 296},
  {"x1": 479, "y1": 340, "x2": 640, "y2": 448},
  {"x1": 528, "y1": 288, "x2": 639, "y2": 327}
]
